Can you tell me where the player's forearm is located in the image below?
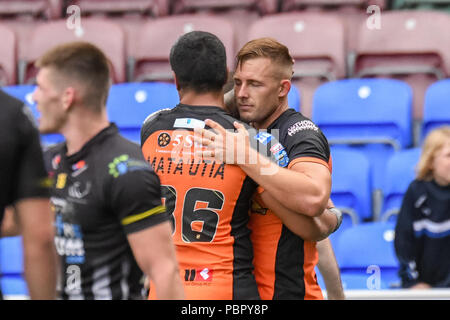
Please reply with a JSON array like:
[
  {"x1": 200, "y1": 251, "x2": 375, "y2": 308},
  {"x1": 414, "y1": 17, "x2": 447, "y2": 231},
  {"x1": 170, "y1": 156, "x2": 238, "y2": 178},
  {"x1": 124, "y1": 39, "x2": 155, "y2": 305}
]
[
  {"x1": 149, "y1": 259, "x2": 184, "y2": 300},
  {"x1": 261, "y1": 191, "x2": 336, "y2": 241},
  {"x1": 317, "y1": 239, "x2": 345, "y2": 300},
  {"x1": 23, "y1": 237, "x2": 57, "y2": 299},
  {"x1": 241, "y1": 148, "x2": 329, "y2": 217}
]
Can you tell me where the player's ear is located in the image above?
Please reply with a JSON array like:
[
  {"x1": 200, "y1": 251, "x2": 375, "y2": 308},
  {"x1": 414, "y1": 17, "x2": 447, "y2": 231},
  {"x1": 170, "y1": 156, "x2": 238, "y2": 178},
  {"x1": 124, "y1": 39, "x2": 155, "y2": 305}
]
[
  {"x1": 61, "y1": 86, "x2": 76, "y2": 111},
  {"x1": 279, "y1": 79, "x2": 291, "y2": 98},
  {"x1": 173, "y1": 72, "x2": 180, "y2": 91}
]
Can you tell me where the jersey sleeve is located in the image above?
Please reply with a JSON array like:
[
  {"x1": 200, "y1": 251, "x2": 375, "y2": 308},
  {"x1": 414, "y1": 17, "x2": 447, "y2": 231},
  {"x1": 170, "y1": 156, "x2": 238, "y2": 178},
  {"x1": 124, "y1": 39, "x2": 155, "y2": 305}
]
[
  {"x1": 11, "y1": 104, "x2": 50, "y2": 203},
  {"x1": 108, "y1": 157, "x2": 170, "y2": 235},
  {"x1": 282, "y1": 120, "x2": 331, "y2": 171}
]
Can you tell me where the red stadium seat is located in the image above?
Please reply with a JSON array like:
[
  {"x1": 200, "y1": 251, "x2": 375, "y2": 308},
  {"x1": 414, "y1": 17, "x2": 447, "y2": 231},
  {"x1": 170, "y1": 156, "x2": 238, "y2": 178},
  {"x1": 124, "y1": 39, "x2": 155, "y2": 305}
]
[
  {"x1": 21, "y1": 18, "x2": 126, "y2": 84},
  {"x1": 0, "y1": 24, "x2": 16, "y2": 85},
  {"x1": 171, "y1": 0, "x2": 278, "y2": 52},
  {"x1": 70, "y1": 0, "x2": 170, "y2": 17},
  {"x1": 172, "y1": 0, "x2": 278, "y2": 15},
  {"x1": 131, "y1": 14, "x2": 236, "y2": 82},
  {"x1": 351, "y1": 10, "x2": 450, "y2": 143},
  {"x1": 281, "y1": 0, "x2": 387, "y2": 12},
  {"x1": 0, "y1": 0, "x2": 62, "y2": 19},
  {"x1": 247, "y1": 12, "x2": 346, "y2": 118}
]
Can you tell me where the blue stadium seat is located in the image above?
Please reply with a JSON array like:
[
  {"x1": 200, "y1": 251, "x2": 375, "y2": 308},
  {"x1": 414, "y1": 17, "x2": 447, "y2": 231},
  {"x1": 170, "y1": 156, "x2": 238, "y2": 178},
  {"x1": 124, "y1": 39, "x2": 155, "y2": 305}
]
[
  {"x1": 2, "y1": 85, "x2": 64, "y2": 146},
  {"x1": 106, "y1": 82, "x2": 179, "y2": 143},
  {"x1": 328, "y1": 147, "x2": 372, "y2": 244},
  {"x1": 380, "y1": 148, "x2": 421, "y2": 222},
  {"x1": 287, "y1": 84, "x2": 301, "y2": 112},
  {"x1": 335, "y1": 222, "x2": 400, "y2": 289},
  {"x1": 1, "y1": 276, "x2": 28, "y2": 297},
  {"x1": 312, "y1": 78, "x2": 413, "y2": 193},
  {"x1": 422, "y1": 78, "x2": 450, "y2": 140},
  {"x1": 0, "y1": 236, "x2": 23, "y2": 276}
]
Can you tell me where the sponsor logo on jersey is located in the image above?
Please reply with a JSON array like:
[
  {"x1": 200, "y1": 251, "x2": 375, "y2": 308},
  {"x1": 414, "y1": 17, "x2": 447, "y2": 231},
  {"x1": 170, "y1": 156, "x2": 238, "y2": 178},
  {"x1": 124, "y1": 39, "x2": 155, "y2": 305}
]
[
  {"x1": 269, "y1": 143, "x2": 289, "y2": 168},
  {"x1": 287, "y1": 120, "x2": 319, "y2": 136},
  {"x1": 173, "y1": 118, "x2": 205, "y2": 129},
  {"x1": 56, "y1": 173, "x2": 67, "y2": 189},
  {"x1": 52, "y1": 154, "x2": 61, "y2": 170},
  {"x1": 108, "y1": 154, "x2": 150, "y2": 178},
  {"x1": 157, "y1": 132, "x2": 171, "y2": 147},
  {"x1": 254, "y1": 132, "x2": 273, "y2": 145},
  {"x1": 184, "y1": 268, "x2": 214, "y2": 283},
  {"x1": 71, "y1": 160, "x2": 88, "y2": 177}
]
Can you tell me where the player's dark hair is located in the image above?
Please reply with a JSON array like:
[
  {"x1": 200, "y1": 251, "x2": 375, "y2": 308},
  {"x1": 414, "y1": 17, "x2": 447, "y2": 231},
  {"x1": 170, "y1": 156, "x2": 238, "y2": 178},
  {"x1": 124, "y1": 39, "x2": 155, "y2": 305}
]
[{"x1": 170, "y1": 31, "x2": 227, "y2": 93}]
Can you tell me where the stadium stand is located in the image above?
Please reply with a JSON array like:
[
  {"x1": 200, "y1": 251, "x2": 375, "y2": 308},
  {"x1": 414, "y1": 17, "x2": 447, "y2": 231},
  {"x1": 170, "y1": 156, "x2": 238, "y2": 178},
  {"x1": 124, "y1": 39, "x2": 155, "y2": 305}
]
[
  {"x1": 350, "y1": 10, "x2": 450, "y2": 145},
  {"x1": 380, "y1": 147, "x2": 421, "y2": 222},
  {"x1": 20, "y1": 18, "x2": 127, "y2": 84},
  {"x1": 0, "y1": 23, "x2": 16, "y2": 86},
  {"x1": 2, "y1": 84, "x2": 65, "y2": 145},
  {"x1": 0, "y1": 236, "x2": 28, "y2": 296},
  {"x1": 422, "y1": 78, "x2": 450, "y2": 140},
  {"x1": 246, "y1": 12, "x2": 346, "y2": 118},
  {"x1": 334, "y1": 221, "x2": 400, "y2": 289},
  {"x1": 0, "y1": 0, "x2": 62, "y2": 19},
  {"x1": 130, "y1": 14, "x2": 235, "y2": 82},
  {"x1": 312, "y1": 78, "x2": 413, "y2": 214},
  {"x1": 171, "y1": 0, "x2": 278, "y2": 49},
  {"x1": 106, "y1": 82, "x2": 179, "y2": 143},
  {"x1": 69, "y1": 0, "x2": 170, "y2": 60},
  {"x1": 281, "y1": 0, "x2": 387, "y2": 11},
  {"x1": 392, "y1": 0, "x2": 450, "y2": 11},
  {"x1": 287, "y1": 84, "x2": 301, "y2": 111},
  {"x1": 328, "y1": 147, "x2": 372, "y2": 245}
]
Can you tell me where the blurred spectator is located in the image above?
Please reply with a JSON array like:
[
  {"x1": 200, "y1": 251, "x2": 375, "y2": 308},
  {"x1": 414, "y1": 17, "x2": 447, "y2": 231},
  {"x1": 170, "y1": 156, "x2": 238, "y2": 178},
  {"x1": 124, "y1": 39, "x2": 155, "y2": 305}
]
[{"x1": 394, "y1": 126, "x2": 450, "y2": 289}]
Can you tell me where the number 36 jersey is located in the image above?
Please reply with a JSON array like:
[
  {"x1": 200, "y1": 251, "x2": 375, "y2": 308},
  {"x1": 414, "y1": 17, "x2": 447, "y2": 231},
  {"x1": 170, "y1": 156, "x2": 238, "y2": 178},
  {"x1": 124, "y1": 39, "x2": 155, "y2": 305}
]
[{"x1": 141, "y1": 104, "x2": 269, "y2": 300}]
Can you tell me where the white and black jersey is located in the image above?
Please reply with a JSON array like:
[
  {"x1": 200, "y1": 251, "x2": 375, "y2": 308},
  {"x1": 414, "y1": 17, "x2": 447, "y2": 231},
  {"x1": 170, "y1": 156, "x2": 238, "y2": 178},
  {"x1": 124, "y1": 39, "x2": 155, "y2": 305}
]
[{"x1": 44, "y1": 124, "x2": 169, "y2": 300}]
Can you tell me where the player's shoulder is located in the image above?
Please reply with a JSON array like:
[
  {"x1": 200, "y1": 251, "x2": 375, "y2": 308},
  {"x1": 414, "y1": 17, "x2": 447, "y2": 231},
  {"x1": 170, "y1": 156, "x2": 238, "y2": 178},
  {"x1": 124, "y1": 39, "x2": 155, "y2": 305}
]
[{"x1": 277, "y1": 109, "x2": 321, "y2": 137}]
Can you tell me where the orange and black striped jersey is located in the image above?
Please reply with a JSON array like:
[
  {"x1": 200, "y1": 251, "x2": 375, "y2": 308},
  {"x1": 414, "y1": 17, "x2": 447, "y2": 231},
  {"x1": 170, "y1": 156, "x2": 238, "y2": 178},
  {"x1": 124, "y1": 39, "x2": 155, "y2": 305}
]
[
  {"x1": 249, "y1": 108, "x2": 332, "y2": 300},
  {"x1": 141, "y1": 104, "x2": 273, "y2": 300}
]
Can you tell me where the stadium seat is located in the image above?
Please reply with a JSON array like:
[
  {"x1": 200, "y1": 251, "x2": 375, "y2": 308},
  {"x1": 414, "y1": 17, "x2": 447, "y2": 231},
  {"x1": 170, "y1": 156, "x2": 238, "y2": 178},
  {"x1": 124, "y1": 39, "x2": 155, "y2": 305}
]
[
  {"x1": 287, "y1": 84, "x2": 301, "y2": 112},
  {"x1": 0, "y1": 236, "x2": 23, "y2": 276},
  {"x1": 71, "y1": 0, "x2": 169, "y2": 17},
  {"x1": 21, "y1": 18, "x2": 127, "y2": 84},
  {"x1": 312, "y1": 78, "x2": 413, "y2": 198},
  {"x1": 131, "y1": 14, "x2": 236, "y2": 82},
  {"x1": 281, "y1": 0, "x2": 387, "y2": 11},
  {"x1": 1, "y1": 276, "x2": 28, "y2": 297},
  {"x1": 335, "y1": 222, "x2": 400, "y2": 289},
  {"x1": 0, "y1": 236, "x2": 28, "y2": 297},
  {"x1": 0, "y1": 0, "x2": 62, "y2": 19},
  {"x1": 328, "y1": 147, "x2": 372, "y2": 244},
  {"x1": 0, "y1": 23, "x2": 16, "y2": 86},
  {"x1": 380, "y1": 148, "x2": 421, "y2": 223},
  {"x1": 106, "y1": 82, "x2": 179, "y2": 143},
  {"x1": 247, "y1": 12, "x2": 346, "y2": 118},
  {"x1": 2, "y1": 84, "x2": 64, "y2": 145},
  {"x1": 350, "y1": 10, "x2": 450, "y2": 143},
  {"x1": 422, "y1": 79, "x2": 450, "y2": 140},
  {"x1": 171, "y1": 0, "x2": 278, "y2": 49},
  {"x1": 392, "y1": 0, "x2": 450, "y2": 11}
]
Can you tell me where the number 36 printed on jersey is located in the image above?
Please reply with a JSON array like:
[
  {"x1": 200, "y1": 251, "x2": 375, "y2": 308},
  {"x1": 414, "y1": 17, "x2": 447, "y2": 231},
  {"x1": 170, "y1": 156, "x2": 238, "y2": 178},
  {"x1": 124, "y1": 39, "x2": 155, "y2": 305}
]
[{"x1": 162, "y1": 185, "x2": 224, "y2": 243}]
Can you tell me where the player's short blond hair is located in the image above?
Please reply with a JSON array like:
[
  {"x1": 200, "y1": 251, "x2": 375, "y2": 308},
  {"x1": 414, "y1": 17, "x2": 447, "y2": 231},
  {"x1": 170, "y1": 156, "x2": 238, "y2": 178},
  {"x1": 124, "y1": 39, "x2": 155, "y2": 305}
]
[{"x1": 236, "y1": 37, "x2": 294, "y2": 80}]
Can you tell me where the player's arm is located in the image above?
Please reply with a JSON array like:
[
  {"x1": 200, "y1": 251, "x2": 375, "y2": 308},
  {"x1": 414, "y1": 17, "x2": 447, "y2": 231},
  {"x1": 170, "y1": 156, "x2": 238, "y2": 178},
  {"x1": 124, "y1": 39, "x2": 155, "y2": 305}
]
[
  {"x1": 110, "y1": 160, "x2": 184, "y2": 299},
  {"x1": 195, "y1": 119, "x2": 331, "y2": 217},
  {"x1": 316, "y1": 238, "x2": 345, "y2": 300},
  {"x1": 260, "y1": 192, "x2": 340, "y2": 241},
  {"x1": 15, "y1": 198, "x2": 57, "y2": 299},
  {"x1": 127, "y1": 221, "x2": 184, "y2": 299},
  {"x1": 11, "y1": 105, "x2": 57, "y2": 299}
]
